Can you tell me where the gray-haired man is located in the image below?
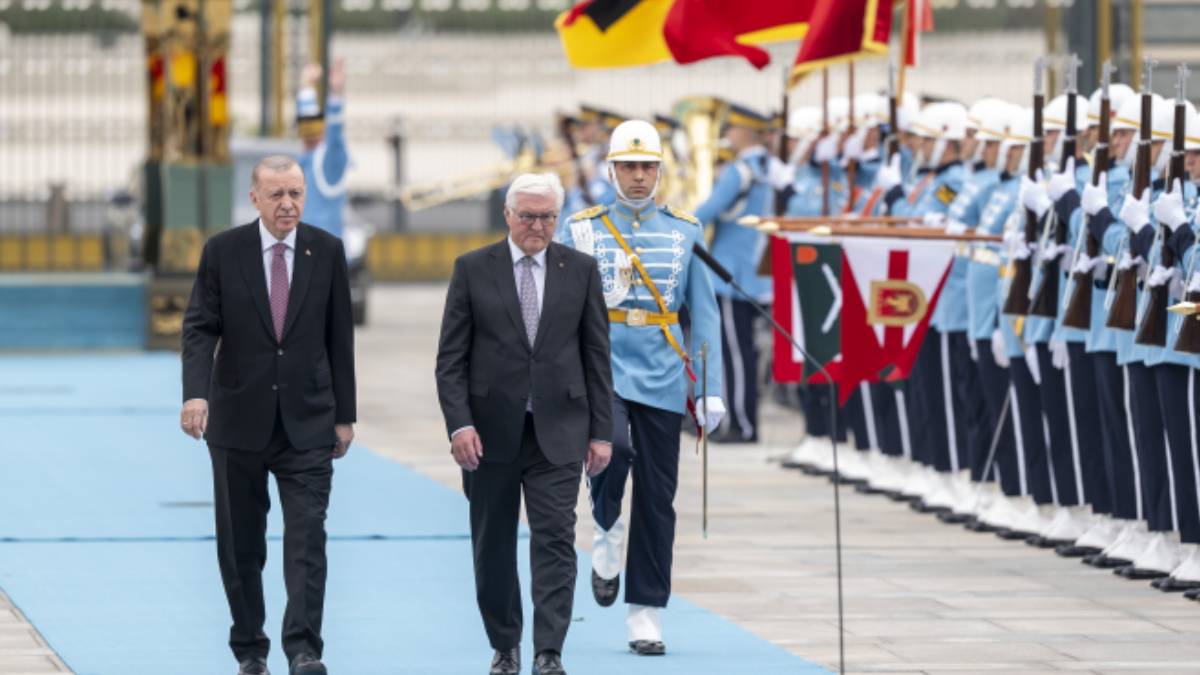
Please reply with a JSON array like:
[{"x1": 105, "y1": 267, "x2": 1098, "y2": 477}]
[{"x1": 435, "y1": 173, "x2": 614, "y2": 675}]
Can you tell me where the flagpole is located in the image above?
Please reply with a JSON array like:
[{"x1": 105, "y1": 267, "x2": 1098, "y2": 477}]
[
  {"x1": 821, "y1": 67, "x2": 831, "y2": 216},
  {"x1": 898, "y1": 0, "x2": 912, "y2": 99},
  {"x1": 843, "y1": 62, "x2": 858, "y2": 213}
]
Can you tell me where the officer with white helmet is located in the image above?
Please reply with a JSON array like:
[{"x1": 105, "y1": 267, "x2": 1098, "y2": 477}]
[{"x1": 557, "y1": 119, "x2": 725, "y2": 655}]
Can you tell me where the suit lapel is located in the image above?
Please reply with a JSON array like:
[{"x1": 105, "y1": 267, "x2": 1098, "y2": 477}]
[
  {"x1": 532, "y1": 243, "x2": 564, "y2": 355},
  {"x1": 490, "y1": 241, "x2": 532, "y2": 352},
  {"x1": 238, "y1": 223, "x2": 277, "y2": 340},
  {"x1": 281, "y1": 224, "x2": 315, "y2": 341}
]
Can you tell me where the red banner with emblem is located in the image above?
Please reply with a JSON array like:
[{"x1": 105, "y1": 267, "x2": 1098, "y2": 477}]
[{"x1": 772, "y1": 233, "x2": 956, "y2": 405}]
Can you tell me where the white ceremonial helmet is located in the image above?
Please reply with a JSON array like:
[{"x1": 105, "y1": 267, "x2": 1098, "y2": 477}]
[
  {"x1": 1043, "y1": 93, "x2": 1089, "y2": 132},
  {"x1": 974, "y1": 100, "x2": 1014, "y2": 143},
  {"x1": 968, "y1": 97, "x2": 1009, "y2": 132},
  {"x1": 788, "y1": 106, "x2": 823, "y2": 138},
  {"x1": 855, "y1": 93, "x2": 886, "y2": 127},
  {"x1": 1151, "y1": 98, "x2": 1194, "y2": 174},
  {"x1": 1112, "y1": 93, "x2": 1164, "y2": 168},
  {"x1": 897, "y1": 92, "x2": 921, "y2": 132},
  {"x1": 999, "y1": 106, "x2": 1034, "y2": 173},
  {"x1": 1088, "y1": 83, "x2": 1136, "y2": 128},
  {"x1": 606, "y1": 119, "x2": 664, "y2": 204},
  {"x1": 827, "y1": 96, "x2": 851, "y2": 133}
]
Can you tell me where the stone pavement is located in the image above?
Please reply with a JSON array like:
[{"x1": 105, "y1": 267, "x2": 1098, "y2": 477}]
[{"x1": 2, "y1": 283, "x2": 1197, "y2": 674}]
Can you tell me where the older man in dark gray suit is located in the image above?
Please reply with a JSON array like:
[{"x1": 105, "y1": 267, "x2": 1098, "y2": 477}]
[{"x1": 435, "y1": 173, "x2": 613, "y2": 675}]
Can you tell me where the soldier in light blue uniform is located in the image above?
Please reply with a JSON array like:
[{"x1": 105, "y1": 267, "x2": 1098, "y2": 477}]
[
  {"x1": 559, "y1": 106, "x2": 621, "y2": 223},
  {"x1": 694, "y1": 104, "x2": 773, "y2": 443},
  {"x1": 558, "y1": 119, "x2": 724, "y2": 655},
  {"x1": 296, "y1": 61, "x2": 349, "y2": 239},
  {"x1": 883, "y1": 102, "x2": 969, "y2": 497}
]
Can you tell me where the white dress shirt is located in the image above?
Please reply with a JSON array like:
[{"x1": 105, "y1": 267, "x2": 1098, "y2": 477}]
[
  {"x1": 508, "y1": 236, "x2": 546, "y2": 313},
  {"x1": 259, "y1": 219, "x2": 296, "y2": 294}
]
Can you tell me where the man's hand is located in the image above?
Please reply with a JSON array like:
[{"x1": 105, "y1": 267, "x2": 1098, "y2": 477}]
[
  {"x1": 876, "y1": 153, "x2": 902, "y2": 192},
  {"x1": 586, "y1": 441, "x2": 612, "y2": 477},
  {"x1": 1081, "y1": 173, "x2": 1108, "y2": 216},
  {"x1": 329, "y1": 57, "x2": 346, "y2": 96},
  {"x1": 451, "y1": 427, "x2": 484, "y2": 471},
  {"x1": 180, "y1": 398, "x2": 208, "y2": 440},
  {"x1": 1048, "y1": 158, "x2": 1077, "y2": 201},
  {"x1": 334, "y1": 424, "x2": 354, "y2": 459},
  {"x1": 301, "y1": 63, "x2": 322, "y2": 88}
]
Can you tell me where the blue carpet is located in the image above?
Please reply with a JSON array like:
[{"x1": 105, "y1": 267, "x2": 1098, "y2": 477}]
[{"x1": 0, "y1": 354, "x2": 826, "y2": 674}]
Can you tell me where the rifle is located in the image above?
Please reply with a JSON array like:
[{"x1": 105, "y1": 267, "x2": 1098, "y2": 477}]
[
  {"x1": 1030, "y1": 54, "x2": 1081, "y2": 317},
  {"x1": 1136, "y1": 63, "x2": 1190, "y2": 346},
  {"x1": 1106, "y1": 57, "x2": 1156, "y2": 330},
  {"x1": 886, "y1": 60, "x2": 900, "y2": 162},
  {"x1": 1002, "y1": 58, "x2": 1046, "y2": 316},
  {"x1": 1062, "y1": 60, "x2": 1116, "y2": 329},
  {"x1": 558, "y1": 113, "x2": 595, "y2": 207}
]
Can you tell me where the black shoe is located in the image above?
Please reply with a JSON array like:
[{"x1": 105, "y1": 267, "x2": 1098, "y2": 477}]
[
  {"x1": 1184, "y1": 588, "x2": 1200, "y2": 601},
  {"x1": 909, "y1": 499, "x2": 950, "y2": 514},
  {"x1": 1114, "y1": 564, "x2": 1169, "y2": 580},
  {"x1": 489, "y1": 647, "x2": 520, "y2": 675},
  {"x1": 629, "y1": 640, "x2": 666, "y2": 656},
  {"x1": 855, "y1": 483, "x2": 891, "y2": 495},
  {"x1": 238, "y1": 657, "x2": 269, "y2": 675},
  {"x1": 937, "y1": 511, "x2": 973, "y2": 525},
  {"x1": 1151, "y1": 576, "x2": 1200, "y2": 592},
  {"x1": 1025, "y1": 535, "x2": 1071, "y2": 549},
  {"x1": 532, "y1": 650, "x2": 566, "y2": 675},
  {"x1": 708, "y1": 429, "x2": 757, "y2": 444},
  {"x1": 996, "y1": 528, "x2": 1036, "y2": 541},
  {"x1": 591, "y1": 569, "x2": 619, "y2": 607},
  {"x1": 289, "y1": 653, "x2": 326, "y2": 675},
  {"x1": 1055, "y1": 543, "x2": 1100, "y2": 558},
  {"x1": 1083, "y1": 553, "x2": 1132, "y2": 568}
]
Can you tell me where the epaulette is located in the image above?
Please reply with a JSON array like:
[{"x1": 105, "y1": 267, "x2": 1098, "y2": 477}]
[
  {"x1": 935, "y1": 183, "x2": 958, "y2": 205},
  {"x1": 661, "y1": 204, "x2": 700, "y2": 225},
  {"x1": 569, "y1": 204, "x2": 607, "y2": 221}
]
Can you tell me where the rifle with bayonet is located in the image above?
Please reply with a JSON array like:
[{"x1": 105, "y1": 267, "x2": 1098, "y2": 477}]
[
  {"x1": 1062, "y1": 60, "x2": 1116, "y2": 329},
  {"x1": 559, "y1": 113, "x2": 595, "y2": 207},
  {"x1": 1136, "y1": 63, "x2": 1190, "y2": 346},
  {"x1": 1031, "y1": 54, "x2": 1081, "y2": 317},
  {"x1": 1003, "y1": 58, "x2": 1047, "y2": 316},
  {"x1": 1106, "y1": 57, "x2": 1156, "y2": 330}
]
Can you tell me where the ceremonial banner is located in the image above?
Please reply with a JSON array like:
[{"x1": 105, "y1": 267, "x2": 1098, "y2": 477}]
[
  {"x1": 555, "y1": 0, "x2": 821, "y2": 70},
  {"x1": 789, "y1": 0, "x2": 894, "y2": 82},
  {"x1": 774, "y1": 234, "x2": 956, "y2": 404}
]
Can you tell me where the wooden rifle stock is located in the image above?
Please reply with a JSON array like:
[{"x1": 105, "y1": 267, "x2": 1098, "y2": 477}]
[
  {"x1": 1030, "y1": 83, "x2": 1080, "y2": 317},
  {"x1": 1003, "y1": 87, "x2": 1045, "y2": 316},
  {"x1": 1106, "y1": 91, "x2": 1153, "y2": 330},
  {"x1": 1062, "y1": 93, "x2": 1111, "y2": 329}
]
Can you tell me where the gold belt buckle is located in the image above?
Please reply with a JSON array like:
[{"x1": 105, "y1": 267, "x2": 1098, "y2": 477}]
[{"x1": 626, "y1": 308, "x2": 648, "y2": 326}]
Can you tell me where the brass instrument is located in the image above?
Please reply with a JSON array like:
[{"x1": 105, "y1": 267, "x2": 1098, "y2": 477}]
[{"x1": 671, "y1": 96, "x2": 730, "y2": 212}]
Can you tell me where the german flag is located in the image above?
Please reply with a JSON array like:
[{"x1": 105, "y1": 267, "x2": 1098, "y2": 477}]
[{"x1": 555, "y1": 0, "x2": 810, "y2": 70}]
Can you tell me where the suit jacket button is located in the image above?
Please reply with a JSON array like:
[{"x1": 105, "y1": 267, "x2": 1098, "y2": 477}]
[
  {"x1": 277, "y1": 349, "x2": 284, "y2": 356},
  {"x1": 271, "y1": 384, "x2": 278, "y2": 391}
]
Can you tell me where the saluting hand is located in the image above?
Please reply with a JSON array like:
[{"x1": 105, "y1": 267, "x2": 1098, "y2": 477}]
[{"x1": 451, "y1": 427, "x2": 484, "y2": 471}]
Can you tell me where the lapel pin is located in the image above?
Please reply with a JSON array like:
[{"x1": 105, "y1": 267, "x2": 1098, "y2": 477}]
[
  {"x1": 559, "y1": 262, "x2": 564, "y2": 268},
  {"x1": 305, "y1": 249, "x2": 311, "y2": 256}
]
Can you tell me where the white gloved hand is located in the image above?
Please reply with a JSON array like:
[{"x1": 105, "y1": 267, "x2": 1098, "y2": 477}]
[
  {"x1": 842, "y1": 131, "x2": 865, "y2": 164},
  {"x1": 923, "y1": 212, "x2": 947, "y2": 228},
  {"x1": 767, "y1": 156, "x2": 796, "y2": 191},
  {"x1": 1154, "y1": 181, "x2": 1188, "y2": 232},
  {"x1": 1147, "y1": 264, "x2": 1180, "y2": 289},
  {"x1": 1081, "y1": 173, "x2": 1109, "y2": 216},
  {"x1": 1119, "y1": 188, "x2": 1151, "y2": 233},
  {"x1": 991, "y1": 329, "x2": 1010, "y2": 368},
  {"x1": 1025, "y1": 345, "x2": 1042, "y2": 385},
  {"x1": 876, "y1": 153, "x2": 902, "y2": 192},
  {"x1": 944, "y1": 219, "x2": 968, "y2": 236},
  {"x1": 813, "y1": 134, "x2": 839, "y2": 164},
  {"x1": 1021, "y1": 170, "x2": 1052, "y2": 217},
  {"x1": 1050, "y1": 340, "x2": 1068, "y2": 370},
  {"x1": 695, "y1": 396, "x2": 726, "y2": 434},
  {"x1": 1047, "y1": 158, "x2": 1077, "y2": 201},
  {"x1": 1040, "y1": 242, "x2": 1071, "y2": 262}
]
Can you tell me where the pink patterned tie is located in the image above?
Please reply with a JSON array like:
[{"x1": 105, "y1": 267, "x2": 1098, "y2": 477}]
[{"x1": 270, "y1": 242, "x2": 289, "y2": 341}]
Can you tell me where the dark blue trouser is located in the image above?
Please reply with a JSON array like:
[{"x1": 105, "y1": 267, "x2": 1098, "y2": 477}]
[
  {"x1": 718, "y1": 296, "x2": 759, "y2": 441},
  {"x1": 1034, "y1": 343, "x2": 1082, "y2": 506},
  {"x1": 1064, "y1": 344, "x2": 1109, "y2": 514},
  {"x1": 974, "y1": 339, "x2": 1019, "y2": 492},
  {"x1": 1128, "y1": 363, "x2": 1172, "y2": 532},
  {"x1": 801, "y1": 383, "x2": 849, "y2": 441},
  {"x1": 870, "y1": 382, "x2": 911, "y2": 459},
  {"x1": 1155, "y1": 364, "x2": 1200, "y2": 543},
  {"x1": 910, "y1": 329, "x2": 985, "y2": 474},
  {"x1": 589, "y1": 396, "x2": 683, "y2": 608},
  {"x1": 1010, "y1": 356, "x2": 1054, "y2": 504},
  {"x1": 1092, "y1": 353, "x2": 1143, "y2": 520}
]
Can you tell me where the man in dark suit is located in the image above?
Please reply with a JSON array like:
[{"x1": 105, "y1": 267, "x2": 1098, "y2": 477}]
[
  {"x1": 181, "y1": 155, "x2": 356, "y2": 675},
  {"x1": 436, "y1": 173, "x2": 613, "y2": 675}
]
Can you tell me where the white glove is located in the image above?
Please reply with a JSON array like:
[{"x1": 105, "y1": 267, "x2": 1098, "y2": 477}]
[
  {"x1": 841, "y1": 131, "x2": 865, "y2": 164},
  {"x1": 813, "y1": 134, "x2": 839, "y2": 164},
  {"x1": 1041, "y1": 242, "x2": 1071, "y2": 262},
  {"x1": 923, "y1": 212, "x2": 947, "y2": 228},
  {"x1": 1047, "y1": 158, "x2": 1077, "y2": 202},
  {"x1": 991, "y1": 329, "x2": 1010, "y2": 368},
  {"x1": 1119, "y1": 188, "x2": 1151, "y2": 233},
  {"x1": 876, "y1": 153, "x2": 902, "y2": 192},
  {"x1": 1081, "y1": 174, "x2": 1108, "y2": 216},
  {"x1": 1154, "y1": 181, "x2": 1188, "y2": 233},
  {"x1": 1071, "y1": 252, "x2": 1108, "y2": 277},
  {"x1": 1147, "y1": 264, "x2": 1180, "y2": 289},
  {"x1": 1115, "y1": 250, "x2": 1140, "y2": 271},
  {"x1": 1021, "y1": 170, "x2": 1052, "y2": 217},
  {"x1": 1050, "y1": 340, "x2": 1068, "y2": 370},
  {"x1": 767, "y1": 156, "x2": 795, "y2": 191},
  {"x1": 696, "y1": 396, "x2": 726, "y2": 434},
  {"x1": 1025, "y1": 345, "x2": 1042, "y2": 385},
  {"x1": 944, "y1": 219, "x2": 968, "y2": 236}
]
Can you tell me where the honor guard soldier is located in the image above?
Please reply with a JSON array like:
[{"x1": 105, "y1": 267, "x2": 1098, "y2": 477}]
[
  {"x1": 297, "y1": 60, "x2": 350, "y2": 239},
  {"x1": 561, "y1": 105, "x2": 623, "y2": 217},
  {"x1": 694, "y1": 104, "x2": 773, "y2": 443},
  {"x1": 557, "y1": 119, "x2": 725, "y2": 655}
]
